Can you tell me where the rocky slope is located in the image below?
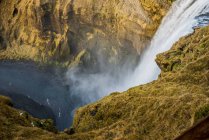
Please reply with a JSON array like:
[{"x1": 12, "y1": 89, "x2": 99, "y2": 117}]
[
  {"x1": 0, "y1": 96, "x2": 68, "y2": 139},
  {"x1": 0, "y1": 0, "x2": 171, "y2": 70},
  {"x1": 71, "y1": 25, "x2": 209, "y2": 139},
  {"x1": 0, "y1": 25, "x2": 208, "y2": 140},
  {"x1": 176, "y1": 115, "x2": 209, "y2": 140}
]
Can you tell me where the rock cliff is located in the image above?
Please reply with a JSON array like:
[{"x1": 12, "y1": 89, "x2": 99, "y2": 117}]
[
  {"x1": 71, "y1": 25, "x2": 209, "y2": 139},
  {"x1": 0, "y1": 0, "x2": 171, "y2": 70},
  {"x1": 0, "y1": 25, "x2": 208, "y2": 140}
]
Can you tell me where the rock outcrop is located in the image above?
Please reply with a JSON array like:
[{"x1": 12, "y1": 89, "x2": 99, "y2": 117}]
[
  {"x1": 71, "y1": 25, "x2": 209, "y2": 139},
  {"x1": 0, "y1": 25, "x2": 208, "y2": 140},
  {"x1": 0, "y1": 0, "x2": 171, "y2": 70},
  {"x1": 0, "y1": 96, "x2": 61, "y2": 139}
]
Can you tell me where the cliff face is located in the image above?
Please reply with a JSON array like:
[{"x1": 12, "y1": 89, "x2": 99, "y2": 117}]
[
  {"x1": 71, "y1": 26, "x2": 209, "y2": 139},
  {"x1": 0, "y1": 0, "x2": 171, "y2": 69},
  {"x1": 0, "y1": 96, "x2": 59, "y2": 139},
  {"x1": 0, "y1": 25, "x2": 208, "y2": 140}
]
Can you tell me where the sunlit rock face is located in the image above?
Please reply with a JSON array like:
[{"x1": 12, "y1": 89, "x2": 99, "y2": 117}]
[{"x1": 0, "y1": 0, "x2": 171, "y2": 69}]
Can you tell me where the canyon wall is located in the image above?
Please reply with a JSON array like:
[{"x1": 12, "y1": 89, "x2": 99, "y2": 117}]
[
  {"x1": 0, "y1": 0, "x2": 171, "y2": 69},
  {"x1": 1, "y1": 24, "x2": 209, "y2": 140},
  {"x1": 71, "y1": 25, "x2": 209, "y2": 140}
]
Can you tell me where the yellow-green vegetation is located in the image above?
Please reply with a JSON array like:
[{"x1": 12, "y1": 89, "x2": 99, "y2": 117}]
[
  {"x1": 0, "y1": 24, "x2": 208, "y2": 140},
  {"x1": 1, "y1": 25, "x2": 209, "y2": 140},
  {"x1": 0, "y1": 96, "x2": 71, "y2": 140},
  {"x1": 0, "y1": 0, "x2": 171, "y2": 68},
  {"x1": 194, "y1": 105, "x2": 209, "y2": 123},
  {"x1": 70, "y1": 26, "x2": 209, "y2": 140}
]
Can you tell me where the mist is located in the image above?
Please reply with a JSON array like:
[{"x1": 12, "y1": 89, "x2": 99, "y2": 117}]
[
  {"x1": 0, "y1": 0, "x2": 208, "y2": 132},
  {"x1": 65, "y1": 0, "x2": 209, "y2": 107}
]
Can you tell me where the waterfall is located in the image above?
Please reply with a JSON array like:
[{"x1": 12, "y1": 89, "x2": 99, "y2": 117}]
[
  {"x1": 122, "y1": 0, "x2": 209, "y2": 89},
  {"x1": 1, "y1": 0, "x2": 208, "y2": 132},
  {"x1": 66, "y1": 0, "x2": 209, "y2": 110},
  {"x1": 67, "y1": 0, "x2": 209, "y2": 99}
]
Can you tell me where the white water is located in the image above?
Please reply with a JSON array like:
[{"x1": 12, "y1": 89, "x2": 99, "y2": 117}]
[
  {"x1": 66, "y1": 0, "x2": 209, "y2": 103},
  {"x1": 121, "y1": 0, "x2": 209, "y2": 90}
]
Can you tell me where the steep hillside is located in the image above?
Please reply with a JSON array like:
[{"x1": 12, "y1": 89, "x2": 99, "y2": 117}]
[
  {"x1": 0, "y1": 0, "x2": 171, "y2": 70},
  {"x1": 71, "y1": 25, "x2": 209, "y2": 139},
  {"x1": 0, "y1": 25, "x2": 208, "y2": 140},
  {"x1": 0, "y1": 96, "x2": 70, "y2": 139},
  {"x1": 176, "y1": 115, "x2": 209, "y2": 140}
]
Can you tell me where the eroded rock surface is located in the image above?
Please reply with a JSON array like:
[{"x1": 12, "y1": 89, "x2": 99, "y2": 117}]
[{"x1": 0, "y1": 0, "x2": 171, "y2": 70}]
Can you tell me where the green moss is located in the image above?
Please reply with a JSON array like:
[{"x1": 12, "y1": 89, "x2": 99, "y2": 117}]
[
  {"x1": 33, "y1": 119, "x2": 57, "y2": 133},
  {"x1": 71, "y1": 25, "x2": 209, "y2": 139},
  {"x1": 0, "y1": 96, "x2": 12, "y2": 106},
  {"x1": 195, "y1": 105, "x2": 209, "y2": 123},
  {"x1": 0, "y1": 95, "x2": 71, "y2": 139}
]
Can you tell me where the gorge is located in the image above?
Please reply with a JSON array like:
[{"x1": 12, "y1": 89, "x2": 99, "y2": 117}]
[
  {"x1": 0, "y1": 0, "x2": 209, "y2": 139},
  {"x1": 67, "y1": 0, "x2": 209, "y2": 101},
  {"x1": 0, "y1": 0, "x2": 172, "y2": 131}
]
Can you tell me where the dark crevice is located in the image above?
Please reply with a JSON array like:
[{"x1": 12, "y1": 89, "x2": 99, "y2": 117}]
[
  {"x1": 0, "y1": 35, "x2": 6, "y2": 50},
  {"x1": 41, "y1": 3, "x2": 54, "y2": 32},
  {"x1": 41, "y1": 12, "x2": 52, "y2": 32},
  {"x1": 0, "y1": 36, "x2": 4, "y2": 44},
  {"x1": 13, "y1": 8, "x2": 18, "y2": 17},
  {"x1": 67, "y1": 31, "x2": 79, "y2": 55}
]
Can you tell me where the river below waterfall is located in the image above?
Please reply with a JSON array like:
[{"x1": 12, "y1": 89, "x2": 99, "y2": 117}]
[
  {"x1": 0, "y1": 0, "x2": 209, "y2": 132},
  {"x1": 0, "y1": 61, "x2": 84, "y2": 130}
]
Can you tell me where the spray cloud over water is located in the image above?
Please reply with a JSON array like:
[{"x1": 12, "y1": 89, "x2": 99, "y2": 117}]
[
  {"x1": 1, "y1": 0, "x2": 208, "y2": 132},
  {"x1": 66, "y1": 0, "x2": 209, "y2": 109}
]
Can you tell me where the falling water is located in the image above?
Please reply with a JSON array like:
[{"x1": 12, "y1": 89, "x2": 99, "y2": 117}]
[
  {"x1": 123, "y1": 0, "x2": 209, "y2": 89},
  {"x1": 0, "y1": 0, "x2": 208, "y2": 131},
  {"x1": 66, "y1": 0, "x2": 209, "y2": 103}
]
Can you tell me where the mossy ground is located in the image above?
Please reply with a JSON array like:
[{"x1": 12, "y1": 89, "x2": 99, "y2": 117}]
[
  {"x1": 0, "y1": 96, "x2": 71, "y2": 140},
  {"x1": 71, "y1": 26, "x2": 209, "y2": 140},
  {"x1": 0, "y1": 24, "x2": 208, "y2": 140}
]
